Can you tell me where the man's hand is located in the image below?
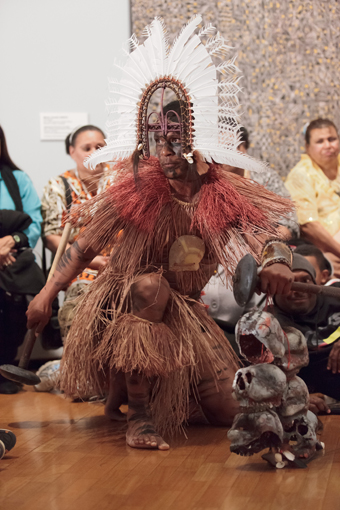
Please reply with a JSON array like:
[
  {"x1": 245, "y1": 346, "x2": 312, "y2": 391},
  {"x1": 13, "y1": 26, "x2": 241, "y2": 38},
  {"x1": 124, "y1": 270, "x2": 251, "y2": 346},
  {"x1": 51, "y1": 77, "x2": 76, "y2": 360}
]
[
  {"x1": 309, "y1": 393, "x2": 330, "y2": 415},
  {"x1": 327, "y1": 341, "x2": 340, "y2": 374},
  {"x1": 26, "y1": 288, "x2": 53, "y2": 336},
  {"x1": 259, "y1": 263, "x2": 294, "y2": 295},
  {"x1": 87, "y1": 255, "x2": 110, "y2": 272}
]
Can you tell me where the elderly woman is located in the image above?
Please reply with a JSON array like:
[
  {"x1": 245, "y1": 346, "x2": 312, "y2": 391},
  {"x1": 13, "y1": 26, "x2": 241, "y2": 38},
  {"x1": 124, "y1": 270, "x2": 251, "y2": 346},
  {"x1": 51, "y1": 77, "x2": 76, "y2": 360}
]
[{"x1": 285, "y1": 118, "x2": 340, "y2": 276}]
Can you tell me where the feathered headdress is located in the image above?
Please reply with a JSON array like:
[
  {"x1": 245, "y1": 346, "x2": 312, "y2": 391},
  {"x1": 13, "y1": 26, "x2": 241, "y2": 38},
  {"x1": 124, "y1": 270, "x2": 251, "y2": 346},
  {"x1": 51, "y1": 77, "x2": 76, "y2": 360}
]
[{"x1": 86, "y1": 15, "x2": 264, "y2": 172}]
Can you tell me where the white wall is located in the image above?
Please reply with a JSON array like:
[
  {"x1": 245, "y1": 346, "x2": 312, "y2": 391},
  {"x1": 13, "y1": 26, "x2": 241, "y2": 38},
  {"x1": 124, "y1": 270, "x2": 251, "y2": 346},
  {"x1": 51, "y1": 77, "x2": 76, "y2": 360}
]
[
  {"x1": 0, "y1": 0, "x2": 131, "y2": 197},
  {"x1": 1, "y1": 0, "x2": 130, "y2": 359}
]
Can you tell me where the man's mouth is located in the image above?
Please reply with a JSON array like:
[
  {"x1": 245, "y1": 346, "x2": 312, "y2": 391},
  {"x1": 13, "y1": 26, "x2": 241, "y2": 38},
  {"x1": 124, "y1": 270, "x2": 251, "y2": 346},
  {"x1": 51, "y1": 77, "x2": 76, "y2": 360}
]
[{"x1": 291, "y1": 296, "x2": 309, "y2": 303}]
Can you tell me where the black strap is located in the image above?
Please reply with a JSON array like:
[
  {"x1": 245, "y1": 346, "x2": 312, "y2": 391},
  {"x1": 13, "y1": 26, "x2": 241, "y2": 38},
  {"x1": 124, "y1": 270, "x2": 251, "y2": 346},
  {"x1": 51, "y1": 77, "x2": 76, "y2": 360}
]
[
  {"x1": 60, "y1": 175, "x2": 73, "y2": 212},
  {"x1": 0, "y1": 164, "x2": 23, "y2": 212}
]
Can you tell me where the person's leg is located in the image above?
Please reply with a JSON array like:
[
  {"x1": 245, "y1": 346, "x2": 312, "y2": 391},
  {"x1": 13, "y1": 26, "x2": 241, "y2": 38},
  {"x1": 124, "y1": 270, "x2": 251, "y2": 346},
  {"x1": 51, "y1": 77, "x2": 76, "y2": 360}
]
[
  {"x1": 58, "y1": 281, "x2": 89, "y2": 343},
  {"x1": 104, "y1": 369, "x2": 128, "y2": 421},
  {"x1": 196, "y1": 342, "x2": 239, "y2": 426},
  {"x1": 125, "y1": 370, "x2": 169, "y2": 450},
  {"x1": 0, "y1": 290, "x2": 27, "y2": 393},
  {"x1": 107, "y1": 273, "x2": 171, "y2": 449}
]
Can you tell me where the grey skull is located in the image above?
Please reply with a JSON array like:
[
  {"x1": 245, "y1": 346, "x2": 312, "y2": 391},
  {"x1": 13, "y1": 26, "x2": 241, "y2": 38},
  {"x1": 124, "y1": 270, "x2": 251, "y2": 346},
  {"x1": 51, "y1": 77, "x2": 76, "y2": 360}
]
[
  {"x1": 236, "y1": 310, "x2": 287, "y2": 364},
  {"x1": 232, "y1": 364, "x2": 287, "y2": 409},
  {"x1": 236, "y1": 311, "x2": 309, "y2": 378},
  {"x1": 278, "y1": 375, "x2": 309, "y2": 418},
  {"x1": 281, "y1": 410, "x2": 322, "y2": 458},
  {"x1": 228, "y1": 409, "x2": 284, "y2": 456}
]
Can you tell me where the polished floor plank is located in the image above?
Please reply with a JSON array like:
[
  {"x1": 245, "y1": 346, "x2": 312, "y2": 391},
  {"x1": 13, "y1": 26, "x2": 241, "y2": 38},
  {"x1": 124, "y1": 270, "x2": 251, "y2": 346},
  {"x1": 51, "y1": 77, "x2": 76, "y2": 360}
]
[{"x1": 0, "y1": 387, "x2": 339, "y2": 509}]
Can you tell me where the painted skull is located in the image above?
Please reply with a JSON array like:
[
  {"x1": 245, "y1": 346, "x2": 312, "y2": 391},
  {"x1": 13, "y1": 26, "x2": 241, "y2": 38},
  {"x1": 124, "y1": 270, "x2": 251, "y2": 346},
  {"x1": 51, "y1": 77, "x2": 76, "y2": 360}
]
[
  {"x1": 228, "y1": 410, "x2": 284, "y2": 456},
  {"x1": 278, "y1": 375, "x2": 309, "y2": 418},
  {"x1": 275, "y1": 327, "x2": 309, "y2": 379},
  {"x1": 236, "y1": 310, "x2": 286, "y2": 364},
  {"x1": 232, "y1": 364, "x2": 287, "y2": 408},
  {"x1": 282, "y1": 410, "x2": 322, "y2": 458}
]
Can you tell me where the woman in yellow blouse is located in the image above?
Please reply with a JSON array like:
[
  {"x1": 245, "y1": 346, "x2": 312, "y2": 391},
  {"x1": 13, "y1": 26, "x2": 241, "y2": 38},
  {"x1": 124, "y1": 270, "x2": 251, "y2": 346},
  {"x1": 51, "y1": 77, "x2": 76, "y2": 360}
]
[{"x1": 285, "y1": 118, "x2": 340, "y2": 276}]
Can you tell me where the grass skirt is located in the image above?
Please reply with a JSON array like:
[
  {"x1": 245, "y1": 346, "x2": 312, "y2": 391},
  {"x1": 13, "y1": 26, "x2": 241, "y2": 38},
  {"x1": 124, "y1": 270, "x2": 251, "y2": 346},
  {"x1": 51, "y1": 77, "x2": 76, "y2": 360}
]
[{"x1": 59, "y1": 268, "x2": 239, "y2": 436}]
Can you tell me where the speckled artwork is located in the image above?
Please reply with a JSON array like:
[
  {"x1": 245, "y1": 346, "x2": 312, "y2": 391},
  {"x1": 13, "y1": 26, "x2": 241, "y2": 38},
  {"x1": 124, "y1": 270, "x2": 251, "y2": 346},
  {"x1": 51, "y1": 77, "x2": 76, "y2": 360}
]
[{"x1": 130, "y1": 0, "x2": 340, "y2": 176}]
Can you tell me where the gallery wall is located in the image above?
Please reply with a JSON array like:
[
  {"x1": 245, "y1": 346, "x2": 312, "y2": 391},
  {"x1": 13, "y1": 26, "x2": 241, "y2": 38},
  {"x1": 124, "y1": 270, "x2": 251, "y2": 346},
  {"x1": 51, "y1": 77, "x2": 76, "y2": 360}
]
[
  {"x1": 131, "y1": 0, "x2": 340, "y2": 176},
  {"x1": 0, "y1": 0, "x2": 131, "y2": 197}
]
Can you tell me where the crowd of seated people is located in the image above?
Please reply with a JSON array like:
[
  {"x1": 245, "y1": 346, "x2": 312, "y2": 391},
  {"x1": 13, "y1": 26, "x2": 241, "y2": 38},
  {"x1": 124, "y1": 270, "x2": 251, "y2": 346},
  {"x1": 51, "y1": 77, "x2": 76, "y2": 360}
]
[{"x1": 1, "y1": 118, "x2": 340, "y2": 418}]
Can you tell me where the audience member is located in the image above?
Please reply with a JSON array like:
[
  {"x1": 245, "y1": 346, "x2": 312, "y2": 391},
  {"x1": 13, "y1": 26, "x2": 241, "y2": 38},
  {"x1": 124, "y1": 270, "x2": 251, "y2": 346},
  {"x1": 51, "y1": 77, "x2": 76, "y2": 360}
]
[
  {"x1": 222, "y1": 126, "x2": 299, "y2": 238},
  {"x1": 202, "y1": 126, "x2": 298, "y2": 340},
  {"x1": 285, "y1": 118, "x2": 340, "y2": 276},
  {"x1": 294, "y1": 243, "x2": 340, "y2": 287},
  {"x1": 269, "y1": 253, "x2": 340, "y2": 408},
  {"x1": 35, "y1": 125, "x2": 113, "y2": 391},
  {"x1": 0, "y1": 125, "x2": 44, "y2": 394}
]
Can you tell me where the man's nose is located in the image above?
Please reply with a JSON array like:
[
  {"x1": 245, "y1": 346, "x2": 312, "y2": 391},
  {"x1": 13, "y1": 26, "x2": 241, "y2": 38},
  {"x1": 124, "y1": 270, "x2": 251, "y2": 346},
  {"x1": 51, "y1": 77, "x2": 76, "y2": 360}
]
[{"x1": 161, "y1": 142, "x2": 174, "y2": 156}]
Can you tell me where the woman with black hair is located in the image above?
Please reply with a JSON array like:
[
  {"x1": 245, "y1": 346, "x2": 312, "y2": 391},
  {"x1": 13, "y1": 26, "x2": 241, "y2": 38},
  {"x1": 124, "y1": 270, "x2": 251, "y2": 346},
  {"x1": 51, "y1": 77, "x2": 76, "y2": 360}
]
[{"x1": 0, "y1": 125, "x2": 44, "y2": 393}]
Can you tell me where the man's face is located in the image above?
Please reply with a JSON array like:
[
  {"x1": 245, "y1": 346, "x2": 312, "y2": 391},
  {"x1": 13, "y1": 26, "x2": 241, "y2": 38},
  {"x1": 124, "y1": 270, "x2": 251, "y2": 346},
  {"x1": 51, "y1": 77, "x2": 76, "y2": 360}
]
[
  {"x1": 306, "y1": 126, "x2": 339, "y2": 168},
  {"x1": 275, "y1": 270, "x2": 317, "y2": 315},
  {"x1": 303, "y1": 255, "x2": 330, "y2": 285},
  {"x1": 155, "y1": 131, "x2": 189, "y2": 180}
]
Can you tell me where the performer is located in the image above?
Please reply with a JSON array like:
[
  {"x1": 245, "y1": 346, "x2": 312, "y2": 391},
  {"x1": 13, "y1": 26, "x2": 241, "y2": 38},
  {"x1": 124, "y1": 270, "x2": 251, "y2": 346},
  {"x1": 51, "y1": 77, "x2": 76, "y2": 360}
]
[{"x1": 27, "y1": 16, "x2": 294, "y2": 450}]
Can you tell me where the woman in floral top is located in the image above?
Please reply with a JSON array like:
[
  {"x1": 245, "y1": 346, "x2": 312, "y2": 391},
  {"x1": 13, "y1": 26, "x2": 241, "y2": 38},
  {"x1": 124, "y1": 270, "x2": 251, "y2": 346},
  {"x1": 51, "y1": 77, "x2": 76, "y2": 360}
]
[{"x1": 41, "y1": 125, "x2": 114, "y2": 346}]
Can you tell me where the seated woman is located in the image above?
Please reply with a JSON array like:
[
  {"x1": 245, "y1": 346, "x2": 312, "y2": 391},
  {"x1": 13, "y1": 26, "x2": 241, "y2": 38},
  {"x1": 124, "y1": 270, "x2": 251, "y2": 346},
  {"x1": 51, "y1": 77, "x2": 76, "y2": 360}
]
[
  {"x1": 0, "y1": 125, "x2": 44, "y2": 394},
  {"x1": 35, "y1": 125, "x2": 113, "y2": 391},
  {"x1": 285, "y1": 118, "x2": 340, "y2": 276}
]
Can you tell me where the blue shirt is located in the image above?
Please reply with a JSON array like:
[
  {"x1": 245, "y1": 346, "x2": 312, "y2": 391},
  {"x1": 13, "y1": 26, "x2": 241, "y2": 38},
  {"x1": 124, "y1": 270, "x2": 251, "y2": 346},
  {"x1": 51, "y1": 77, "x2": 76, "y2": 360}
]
[{"x1": 0, "y1": 169, "x2": 42, "y2": 248}]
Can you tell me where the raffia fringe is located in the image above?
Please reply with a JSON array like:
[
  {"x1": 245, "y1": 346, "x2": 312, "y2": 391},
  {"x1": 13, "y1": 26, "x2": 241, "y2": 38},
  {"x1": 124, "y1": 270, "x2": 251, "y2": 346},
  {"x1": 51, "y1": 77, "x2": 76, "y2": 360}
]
[
  {"x1": 94, "y1": 314, "x2": 193, "y2": 378},
  {"x1": 59, "y1": 281, "x2": 240, "y2": 435}
]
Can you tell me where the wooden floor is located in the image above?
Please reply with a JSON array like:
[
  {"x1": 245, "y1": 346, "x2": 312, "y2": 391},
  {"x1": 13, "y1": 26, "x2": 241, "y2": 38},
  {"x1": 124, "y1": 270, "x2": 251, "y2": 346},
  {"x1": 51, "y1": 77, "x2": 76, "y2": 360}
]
[{"x1": 0, "y1": 387, "x2": 339, "y2": 510}]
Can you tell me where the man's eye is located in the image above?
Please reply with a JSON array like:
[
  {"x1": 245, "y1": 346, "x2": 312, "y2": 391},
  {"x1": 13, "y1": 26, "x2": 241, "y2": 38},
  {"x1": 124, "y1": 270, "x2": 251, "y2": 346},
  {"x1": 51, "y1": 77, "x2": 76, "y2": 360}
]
[{"x1": 172, "y1": 139, "x2": 181, "y2": 144}]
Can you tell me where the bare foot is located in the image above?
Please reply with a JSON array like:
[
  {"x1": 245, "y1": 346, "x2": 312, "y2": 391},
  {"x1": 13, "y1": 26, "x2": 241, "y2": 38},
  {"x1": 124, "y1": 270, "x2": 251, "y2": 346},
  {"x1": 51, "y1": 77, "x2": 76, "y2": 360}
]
[
  {"x1": 105, "y1": 370, "x2": 128, "y2": 422},
  {"x1": 126, "y1": 409, "x2": 169, "y2": 450}
]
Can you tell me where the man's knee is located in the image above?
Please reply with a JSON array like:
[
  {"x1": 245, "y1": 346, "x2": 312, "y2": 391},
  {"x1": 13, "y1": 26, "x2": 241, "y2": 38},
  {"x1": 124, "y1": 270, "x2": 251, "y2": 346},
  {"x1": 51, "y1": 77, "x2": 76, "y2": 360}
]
[{"x1": 131, "y1": 274, "x2": 170, "y2": 318}]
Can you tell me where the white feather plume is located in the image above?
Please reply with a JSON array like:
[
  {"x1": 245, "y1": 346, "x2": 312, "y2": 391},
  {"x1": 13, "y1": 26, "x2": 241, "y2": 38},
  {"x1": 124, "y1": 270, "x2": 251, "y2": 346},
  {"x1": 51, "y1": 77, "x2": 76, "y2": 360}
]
[{"x1": 85, "y1": 15, "x2": 266, "y2": 175}]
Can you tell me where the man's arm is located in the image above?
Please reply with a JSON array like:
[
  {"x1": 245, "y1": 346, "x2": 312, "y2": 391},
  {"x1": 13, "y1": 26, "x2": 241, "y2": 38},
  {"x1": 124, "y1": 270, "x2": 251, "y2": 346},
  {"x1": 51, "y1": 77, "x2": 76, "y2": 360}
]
[
  {"x1": 45, "y1": 233, "x2": 109, "y2": 271},
  {"x1": 327, "y1": 341, "x2": 340, "y2": 374},
  {"x1": 301, "y1": 221, "x2": 340, "y2": 258},
  {"x1": 26, "y1": 235, "x2": 99, "y2": 334}
]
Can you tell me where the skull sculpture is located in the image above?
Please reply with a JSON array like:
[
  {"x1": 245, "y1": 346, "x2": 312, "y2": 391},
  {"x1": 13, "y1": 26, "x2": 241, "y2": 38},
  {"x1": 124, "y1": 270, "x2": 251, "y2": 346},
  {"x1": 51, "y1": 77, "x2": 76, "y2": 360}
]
[
  {"x1": 228, "y1": 410, "x2": 283, "y2": 456},
  {"x1": 279, "y1": 376, "x2": 309, "y2": 418},
  {"x1": 228, "y1": 364, "x2": 286, "y2": 455},
  {"x1": 236, "y1": 310, "x2": 286, "y2": 364},
  {"x1": 281, "y1": 411, "x2": 323, "y2": 458},
  {"x1": 229, "y1": 310, "x2": 324, "y2": 468},
  {"x1": 232, "y1": 364, "x2": 287, "y2": 408}
]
